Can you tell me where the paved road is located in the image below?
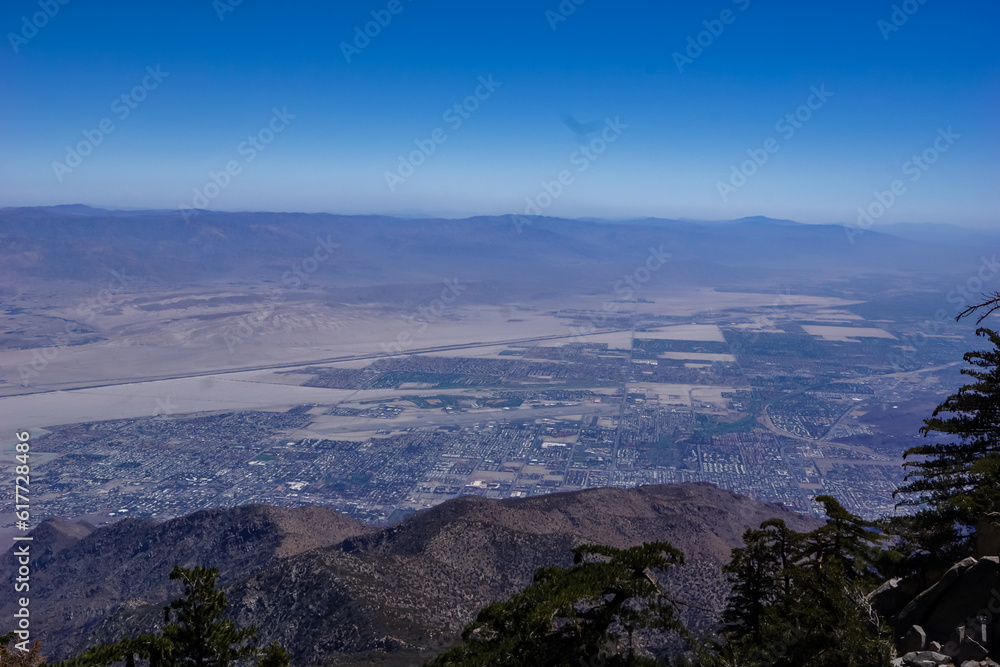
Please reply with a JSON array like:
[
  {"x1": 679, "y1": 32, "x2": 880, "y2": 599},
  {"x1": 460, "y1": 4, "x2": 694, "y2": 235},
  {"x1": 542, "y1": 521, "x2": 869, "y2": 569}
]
[{"x1": 3, "y1": 329, "x2": 631, "y2": 399}]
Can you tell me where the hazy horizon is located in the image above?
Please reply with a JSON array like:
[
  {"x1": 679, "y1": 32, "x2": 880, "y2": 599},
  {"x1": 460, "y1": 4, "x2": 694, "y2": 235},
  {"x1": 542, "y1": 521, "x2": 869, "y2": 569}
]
[
  {"x1": 3, "y1": 1, "x2": 998, "y2": 227},
  {"x1": 4, "y1": 204, "x2": 998, "y2": 233}
]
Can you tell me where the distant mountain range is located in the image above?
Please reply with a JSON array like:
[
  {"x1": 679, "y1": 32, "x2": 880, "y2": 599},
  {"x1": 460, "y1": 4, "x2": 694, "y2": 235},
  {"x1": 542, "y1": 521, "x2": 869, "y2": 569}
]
[
  {"x1": 2, "y1": 483, "x2": 819, "y2": 665},
  {"x1": 1, "y1": 206, "x2": 992, "y2": 296}
]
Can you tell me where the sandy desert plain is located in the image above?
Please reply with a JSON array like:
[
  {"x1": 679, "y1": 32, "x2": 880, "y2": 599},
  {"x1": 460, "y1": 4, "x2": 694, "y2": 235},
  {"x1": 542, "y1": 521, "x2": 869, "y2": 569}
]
[{"x1": 0, "y1": 284, "x2": 863, "y2": 429}]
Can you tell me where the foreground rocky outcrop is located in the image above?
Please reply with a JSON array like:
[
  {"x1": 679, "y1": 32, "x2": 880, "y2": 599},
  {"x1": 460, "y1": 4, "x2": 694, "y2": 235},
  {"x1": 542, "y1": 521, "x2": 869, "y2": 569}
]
[{"x1": 873, "y1": 515, "x2": 1000, "y2": 667}]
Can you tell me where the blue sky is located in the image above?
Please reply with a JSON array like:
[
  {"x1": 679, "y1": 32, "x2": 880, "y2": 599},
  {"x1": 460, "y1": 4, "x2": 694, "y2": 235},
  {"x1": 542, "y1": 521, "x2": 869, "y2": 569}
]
[{"x1": 2, "y1": 0, "x2": 997, "y2": 226}]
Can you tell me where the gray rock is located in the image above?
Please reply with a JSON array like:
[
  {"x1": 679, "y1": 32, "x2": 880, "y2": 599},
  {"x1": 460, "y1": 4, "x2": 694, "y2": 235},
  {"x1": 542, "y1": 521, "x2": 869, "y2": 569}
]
[
  {"x1": 923, "y1": 557, "x2": 999, "y2": 642},
  {"x1": 902, "y1": 650, "x2": 957, "y2": 666},
  {"x1": 900, "y1": 625, "x2": 928, "y2": 653},
  {"x1": 874, "y1": 576, "x2": 928, "y2": 622},
  {"x1": 965, "y1": 617, "x2": 987, "y2": 645},
  {"x1": 943, "y1": 627, "x2": 964, "y2": 658},
  {"x1": 958, "y1": 636, "x2": 989, "y2": 661},
  {"x1": 896, "y1": 557, "x2": 979, "y2": 637},
  {"x1": 976, "y1": 514, "x2": 1000, "y2": 559}
]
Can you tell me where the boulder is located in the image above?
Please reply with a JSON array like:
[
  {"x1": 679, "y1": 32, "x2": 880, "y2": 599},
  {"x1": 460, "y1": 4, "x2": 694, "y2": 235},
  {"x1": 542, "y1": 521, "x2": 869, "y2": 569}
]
[
  {"x1": 873, "y1": 576, "x2": 930, "y2": 622},
  {"x1": 957, "y1": 636, "x2": 990, "y2": 662},
  {"x1": 944, "y1": 626, "x2": 966, "y2": 657},
  {"x1": 899, "y1": 625, "x2": 928, "y2": 654},
  {"x1": 977, "y1": 514, "x2": 1000, "y2": 559},
  {"x1": 900, "y1": 650, "x2": 954, "y2": 666},
  {"x1": 896, "y1": 557, "x2": 979, "y2": 637},
  {"x1": 923, "y1": 557, "x2": 999, "y2": 643}
]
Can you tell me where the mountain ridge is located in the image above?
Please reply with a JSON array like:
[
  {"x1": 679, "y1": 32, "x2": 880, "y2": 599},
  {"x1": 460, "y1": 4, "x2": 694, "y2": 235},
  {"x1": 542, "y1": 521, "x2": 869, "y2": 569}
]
[
  {"x1": 0, "y1": 206, "x2": 955, "y2": 289},
  {"x1": 4, "y1": 483, "x2": 821, "y2": 665}
]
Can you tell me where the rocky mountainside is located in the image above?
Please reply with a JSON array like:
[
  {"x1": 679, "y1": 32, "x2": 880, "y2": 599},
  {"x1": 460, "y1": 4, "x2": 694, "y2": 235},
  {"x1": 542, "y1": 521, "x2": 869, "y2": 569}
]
[
  {"x1": 0, "y1": 504, "x2": 370, "y2": 660},
  {"x1": 3, "y1": 483, "x2": 818, "y2": 665}
]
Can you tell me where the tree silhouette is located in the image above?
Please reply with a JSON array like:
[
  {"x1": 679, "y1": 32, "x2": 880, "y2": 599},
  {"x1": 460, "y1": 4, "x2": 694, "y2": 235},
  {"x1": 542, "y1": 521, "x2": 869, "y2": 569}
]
[
  {"x1": 804, "y1": 496, "x2": 884, "y2": 585},
  {"x1": 161, "y1": 566, "x2": 258, "y2": 667},
  {"x1": 721, "y1": 519, "x2": 802, "y2": 643},
  {"x1": 893, "y1": 327, "x2": 1000, "y2": 571},
  {"x1": 249, "y1": 643, "x2": 288, "y2": 667},
  {"x1": 53, "y1": 566, "x2": 280, "y2": 667},
  {"x1": 957, "y1": 291, "x2": 1000, "y2": 324},
  {"x1": 425, "y1": 541, "x2": 699, "y2": 666},
  {"x1": 711, "y1": 500, "x2": 892, "y2": 667}
]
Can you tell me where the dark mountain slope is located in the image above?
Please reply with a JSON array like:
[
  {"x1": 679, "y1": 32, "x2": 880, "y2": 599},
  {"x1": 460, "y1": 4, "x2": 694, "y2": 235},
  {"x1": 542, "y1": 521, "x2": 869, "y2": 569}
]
[
  {"x1": 6, "y1": 484, "x2": 818, "y2": 664},
  {"x1": 0, "y1": 504, "x2": 370, "y2": 659},
  {"x1": 228, "y1": 484, "x2": 820, "y2": 665}
]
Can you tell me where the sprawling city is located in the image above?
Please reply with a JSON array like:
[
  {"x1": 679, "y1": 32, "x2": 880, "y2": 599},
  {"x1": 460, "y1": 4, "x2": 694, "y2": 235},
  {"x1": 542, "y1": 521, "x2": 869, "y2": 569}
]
[{"x1": 9, "y1": 291, "x2": 972, "y2": 530}]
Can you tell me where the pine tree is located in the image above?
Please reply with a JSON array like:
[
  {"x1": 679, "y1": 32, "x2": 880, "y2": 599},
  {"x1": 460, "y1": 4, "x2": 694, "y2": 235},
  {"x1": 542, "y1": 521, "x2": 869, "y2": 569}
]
[
  {"x1": 721, "y1": 525, "x2": 782, "y2": 642},
  {"x1": 161, "y1": 566, "x2": 258, "y2": 667},
  {"x1": 253, "y1": 642, "x2": 289, "y2": 667},
  {"x1": 893, "y1": 327, "x2": 1000, "y2": 569},
  {"x1": 711, "y1": 500, "x2": 892, "y2": 667},
  {"x1": 804, "y1": 496, "x2": 884, "y2": 585},
  {"x1": 719, "y1": 518, "x2": 805, "y2": 651},
  {"x1": 425, "y1": 541, "x2": 699, "y2": 666},
  {"x1": 53, "y1": 566, "x2": 283, "y2": 667},
  {"x1": 54, "y1": 635, "x2": 172, "y2": 667}
]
